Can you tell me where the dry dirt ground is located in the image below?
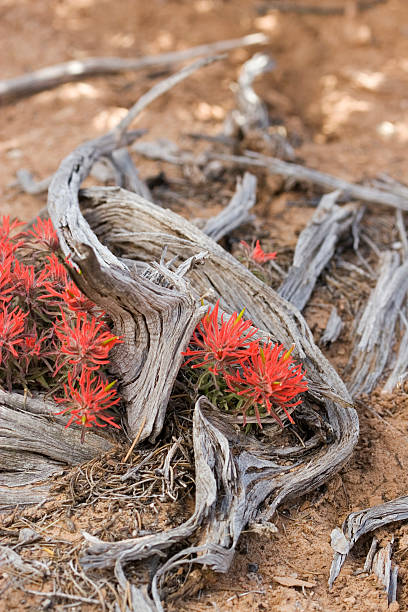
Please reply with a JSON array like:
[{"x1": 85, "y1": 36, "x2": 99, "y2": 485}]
[{"x1": 2, "y1": 0, "x2": 408, "y2": 610}]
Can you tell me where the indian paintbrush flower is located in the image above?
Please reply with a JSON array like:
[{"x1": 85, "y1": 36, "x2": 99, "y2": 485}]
[
  {"x1": 54, "y1": 370, "x2": 121, "y2": 442},
  {"x1": 183, "y1": 300, "x2": 308, "y2": 428},
  {"x1": 225, "y1": 341, "x2": 308, "y2": 427},
  {"x1": 25, "y1": 217, "x2": 60, "y2": 252},
  {"x1": 0, "y1": 303, "x2": 27, "y2": 365},
  {"x1": 182, "y1": 300, "x2": 257, "y2": 374},
  {"x1": 240, "y1": 239, "x2": 277, "y2": 264},
  {"x1": 53, "y1": 310, "x2": 122, "y2": 376},
  {"x1": 0, "y1": 215, "x2": 123, "y2": 440}
]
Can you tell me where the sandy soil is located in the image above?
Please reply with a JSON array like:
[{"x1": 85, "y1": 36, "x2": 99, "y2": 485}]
[{"x1": 1, "y1": 0, "x2": 408, "y2": 610}]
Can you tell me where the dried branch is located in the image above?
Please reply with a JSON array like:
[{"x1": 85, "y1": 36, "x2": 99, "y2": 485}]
[
  {"x1": 110, "y1": 148, "x2": 153, "y2": 201},
  {"x1": 16, "y1": 169, "x2": 52, "y2": 195},
  {"x1": 371, "y1": 539, "x2": 398, "y2": 604},
  {"x1": 0, "y1": 33, "x2": 267, "y2": 105},
  {"x1": 262, "y1": 1, "x2": 387, "y2": 15},
  {"x1": 329, "y1": 495, "x2": 408, "y2": 588},
  {"x1": 77, "y1": 184, "x2": 358, "y2": 608},
  {"x1": 207, "y1": 151, "x2": 408, "y2": 211},
  {"x1": 383, "y1": 321, "x2": 408, "y2": 393},
  {"x1": 224, "y1": 52, "x2": 295, "y2": 160},
  {"x1": 320, "y1": 306, "x2": 343, "y2": 346},
  {"x1": 203, "y1": 172, "x2": 257, "y2": 241},
  {"x1": 347, "y1": 251, "x2": 408, "y2": 396},
  {"x1": 0, "y1": 391, "x2": 112, "y2": 507},
  {"x1": 225, "y1": 53, "x2": 275, "y2": 134},
  {"x1": 82, "y1": 393, "x2": 357, "y2": 591},
  {"x1": 278, "y1": 191, "x2": 359, "y2": 311},
  {"x1": 133, "y1": 144, "x2": 408, "y2": 210}
]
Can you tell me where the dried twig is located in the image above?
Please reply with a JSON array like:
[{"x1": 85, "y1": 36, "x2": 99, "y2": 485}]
[
  {"x1": 207, "y1": 151, "x2": 408, "y2": 211},
  {"x1": 279, "y1": 191, "x2": 359, "y2": 311},
  {"x1": 203, "y1": 172, "x2": 257, "y2": 242},
  {"x1": 329, "y1": 495, "x2": 408, "y2": 588},
  {"x1": 347, "y1": 251, "x2": 408, "y2": 396},
  {"x1": 320, "y1": 306, "x2": 343, "y2": 346},
  {"x1": 224, "y1": 52, "x2": 295, "y2": 160},
  {"x1": 0, "y1": 33, "x2": 268, "y2": 104},
  {"x1": 262, "y1": 1, "x2": 387, "y2": 16}
]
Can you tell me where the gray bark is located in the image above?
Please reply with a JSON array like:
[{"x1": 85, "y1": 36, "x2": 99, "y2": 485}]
[
  {"x1": 278, "y1": 191, "x2": 359, "y2": 311},
  {"x1": 0, "y1": 33, "x2": 267, "y2": 104},
  {"x1": 329, "y1": 496, "x2": 408, "y2": 588}
]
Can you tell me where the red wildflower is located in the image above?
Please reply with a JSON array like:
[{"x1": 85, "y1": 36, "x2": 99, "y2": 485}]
[
  {"x1": 240, "y1": 240, "x2": 276, "y2": 264},
  {"x1": 0, "y1": 256, "x2": 14, "y2": 302},
  {"x1": 0, "y1": 238, "x2": 18, "y2": 265},
  {"x1": 0, "y1": 304, "x2": 27, "y2": 364},
  {"x1": 42, "y1": 279, "x2": 102, "y2": 316},
  {"x1": 54, "y1": 370, "x2": 121, "y2": 440},
  {"x1": 182, "y1": 300, "x2": 257, "y2": 374},
  {"x1": 26, "y1": 217, "x2": 59, "y2": 252},
  {"x1": 41, "y1": 254, "x2": 69, "y2": 287},
  {"x1": 0, "y1": 216, "x2": 24, "y2": 242},
  {"x1": 225, "y1": 341, "x2": 308, "y2": 427},
  {"x1": 19, "y1": 331, "x2": 47, "y2": 373},
  {"x1": 12, "y1": 260, "x2": 47, "y2": 308},
  {"x1": 54, "y1": 311, "x2": 122, "y2": 376}
]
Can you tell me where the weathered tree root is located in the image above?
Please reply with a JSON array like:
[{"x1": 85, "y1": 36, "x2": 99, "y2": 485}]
[
  {"x1": 0, "y1": 390, "x2": 112, "y2": 507},
  {"x1": 0, "y1": 33, "x2": 267, "y2": 105},
  {"x1": 329, "y1": 495, "x2": 408, "y2": 588},
  {"x1": 82, "y1": 395, "x2": 357, "y2": 611}
]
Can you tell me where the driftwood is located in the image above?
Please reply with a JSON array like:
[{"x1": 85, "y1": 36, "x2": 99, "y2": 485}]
[
  {"x1": 320, "y1": 306, "x2": 343, "y2": 346},
  {"x1": 370, "y1": 539, "x2": 398, "y2": 604},
  {"x1": 278, "y1": 191, "x2": 359, "y2": 311},
  {"x1": 0, "y1": 33, "x2": 267, "y2": 105},
  {"x1": 133, "y1": 143, "x2": 408, "y2": 211},
  {"x1": 347, "y1": 251, "x2": 408, "y2": 397},
  {"x1": 262, "y1": 0, "x2": 387, "y2": 15},
  {"x1": 383, "y1": 321, "x2": 408, "y2": 393},
  {"x1": 202, "y1": 172, "x2": 257, "y2": 241},
  {"x1": 224, "y1": 51, "x2": 295, "y2": 160},
  {"x1": 208, "y1": 151, "x2": 408, "y2": 211},
  {"x1": 0, "y1": 390, "x2": 112, "y2": 507},
  {"x1": 329, "y1": 495, "x2": 408, "y2": 589}
]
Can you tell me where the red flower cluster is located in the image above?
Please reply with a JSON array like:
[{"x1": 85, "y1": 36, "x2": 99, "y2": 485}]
[
  {"x1": 183, "y1": 301, "x2": 308, "y2": 427},
  {"x1": 183, "y1": 301, "x2": 257, "y2": 374},
  {"x1": 55, "y1": 371, "x2": 120, "y2": 442},
  {"x1": 0, "y1": 216, "x2": 122, "y2": 439}
]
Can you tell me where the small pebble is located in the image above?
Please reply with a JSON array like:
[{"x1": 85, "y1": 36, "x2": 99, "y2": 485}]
[{"x1": 247, "y1": 562, "x2": 259, "y2": 573}]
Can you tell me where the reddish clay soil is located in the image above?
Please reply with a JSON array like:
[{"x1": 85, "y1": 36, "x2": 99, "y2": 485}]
[{"x1": 2, "y1": 1, "x2": 408, "y2": 611}]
